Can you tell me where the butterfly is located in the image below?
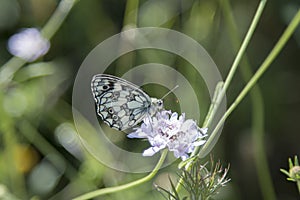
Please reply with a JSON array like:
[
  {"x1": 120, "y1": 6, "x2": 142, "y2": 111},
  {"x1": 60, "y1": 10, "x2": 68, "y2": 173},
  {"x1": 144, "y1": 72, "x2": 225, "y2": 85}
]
[{"x1": 91, "y1": 74, "x2": 164, "y2": 131}]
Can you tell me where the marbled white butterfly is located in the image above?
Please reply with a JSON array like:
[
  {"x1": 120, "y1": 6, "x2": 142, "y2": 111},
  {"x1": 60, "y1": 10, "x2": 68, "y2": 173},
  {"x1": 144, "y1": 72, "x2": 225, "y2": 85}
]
[{"x1": 91, "y1": 74, "x2": 164, "y2": 131}]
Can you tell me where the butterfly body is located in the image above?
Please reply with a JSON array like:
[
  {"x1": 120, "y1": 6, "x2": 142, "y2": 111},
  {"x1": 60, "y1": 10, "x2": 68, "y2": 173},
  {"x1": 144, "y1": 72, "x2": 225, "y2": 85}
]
[{"x1": 91, "y1": 74, "x2": 163, "y2": 131}]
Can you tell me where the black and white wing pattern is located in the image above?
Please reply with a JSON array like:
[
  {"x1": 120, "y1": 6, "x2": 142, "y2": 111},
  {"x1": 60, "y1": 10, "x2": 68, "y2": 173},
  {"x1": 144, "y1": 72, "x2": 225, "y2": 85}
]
[{"x1": 91, "y1": 74, "x2": 163, "y2": 131}]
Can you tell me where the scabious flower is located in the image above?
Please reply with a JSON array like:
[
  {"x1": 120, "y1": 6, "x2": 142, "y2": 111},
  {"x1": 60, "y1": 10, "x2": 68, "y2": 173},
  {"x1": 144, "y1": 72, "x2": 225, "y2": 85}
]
[
  {"x1": 128, "y1": 110, "x2": 207, "y2": 160},
  {"x1": 8, "y1": 28, "x2": 50, "y2": 62}
]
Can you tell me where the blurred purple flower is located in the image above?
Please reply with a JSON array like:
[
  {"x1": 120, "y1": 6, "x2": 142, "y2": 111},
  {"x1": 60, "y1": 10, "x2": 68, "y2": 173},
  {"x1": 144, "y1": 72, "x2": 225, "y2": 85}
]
[
  {"x1": 8, "y1": 28, "x2": 50, "y2": 62},
  {"x1": 128, "y1": 110, "x2": 207, "y2": 161}
]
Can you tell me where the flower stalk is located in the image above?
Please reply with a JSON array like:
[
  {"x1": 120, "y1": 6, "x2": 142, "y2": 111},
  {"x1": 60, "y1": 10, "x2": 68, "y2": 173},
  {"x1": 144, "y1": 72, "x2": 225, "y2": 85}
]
[
  {"x1": 174, "y1": 0, "x2": 268, "y2": 193},
  {"x1": 198, "y1": 0, "x2": 267, "y2": 158},
  {"x1": 200, "y1": 6, "x2": 300, "y2": 159},
  {"x1": 221, "y1": 0, "x2": 276, "y2": 199},
  {"x1": 176, "y1": 0, "x2": 300, "y2": 195},
  {"x1": 72, "y1": 149, "x2": 168, "y2": 200}
]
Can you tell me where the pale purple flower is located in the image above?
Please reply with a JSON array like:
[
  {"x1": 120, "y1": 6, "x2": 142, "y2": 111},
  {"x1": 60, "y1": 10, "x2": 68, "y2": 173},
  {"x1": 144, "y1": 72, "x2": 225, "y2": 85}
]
[
  {"x1": 8, "y1": 28, "x2": 50, "y2": 62},
  {"x1": 128, "y1": 110, "x2": 207, "y2": 161}
]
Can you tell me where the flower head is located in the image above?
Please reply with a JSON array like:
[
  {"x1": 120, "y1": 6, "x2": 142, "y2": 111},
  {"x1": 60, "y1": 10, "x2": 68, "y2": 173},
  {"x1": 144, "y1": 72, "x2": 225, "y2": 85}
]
[
  {"x1": 128, "y1": 110, "x2": 207, "y2": 160},
  {"x1": 8, "y1": 28, "x2": 50, "y2": 62}
]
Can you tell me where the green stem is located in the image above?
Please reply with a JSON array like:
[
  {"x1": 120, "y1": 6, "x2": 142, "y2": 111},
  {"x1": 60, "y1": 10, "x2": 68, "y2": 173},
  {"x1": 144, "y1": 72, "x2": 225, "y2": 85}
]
[
  {"x1": 222, "y1": 0, "x2": 267, "y2": 92},
  {"x1": 199, "y1": 7, "x2": 300, "y2": 158},
  {"x1": 123, "y1": 0, "x2": 139, "y2": 27},
  {"x1": 41, "y1": 0, "x2": 78, "y2": 39},
  {"x1": 198, "y1": 0, "x2": 267, "y2": 157},
  {"x1": 222, "y1": 0, "x2": 276, "y2": 199},
  {"x1": 72, "y1": 150, "x2": 168, "y2": 200},
  {"x1": 251, "y1": 91, "x2": 276, "y2": 200},
  {"x1": 175, "y1": 0, "x2": 267, "y2": 193},
  {"x1": 297, "y1": 181, "x2": 300, "y2": 194},
  {"x1": 0, "y1": 57, "x2": 26, "y2": 86},
  {"x1": 202, "y1": 81, "x2": 224, "y2": 129}
]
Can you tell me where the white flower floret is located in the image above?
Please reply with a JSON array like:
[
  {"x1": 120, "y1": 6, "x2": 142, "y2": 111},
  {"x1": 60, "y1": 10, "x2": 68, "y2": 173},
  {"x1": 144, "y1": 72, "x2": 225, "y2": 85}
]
[
  {"x1": 8, "y1": 28, "x2": 50, "y2": 62},
  {"x1": 128, "y1": 110, "x2": 207, "y2": 161}
]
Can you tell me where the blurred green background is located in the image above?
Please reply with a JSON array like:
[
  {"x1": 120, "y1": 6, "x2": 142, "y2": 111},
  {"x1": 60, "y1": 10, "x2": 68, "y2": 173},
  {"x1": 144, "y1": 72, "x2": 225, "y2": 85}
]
[{"x1": 0, "y1": 0, "x2": 299, "y2": 199}]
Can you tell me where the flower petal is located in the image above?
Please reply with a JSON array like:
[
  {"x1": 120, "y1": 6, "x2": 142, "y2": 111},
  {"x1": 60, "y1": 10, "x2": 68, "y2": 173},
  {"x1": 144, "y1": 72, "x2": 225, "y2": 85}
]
[
  {"x1": 199, "y1": 127, "x2": 208, "y2": 135},
  {"x1": 143, "y1": 147, "x2": 160, "y2": 156},
  {"x1": 193, "y1": 140, "x2": 206, "y2": 146},
  {"x1": 128, "y1": 110, "x2": 207, "y2": 161},
  {"x1": 127, "y1": 130, "x2": 147, "y2": 138}
]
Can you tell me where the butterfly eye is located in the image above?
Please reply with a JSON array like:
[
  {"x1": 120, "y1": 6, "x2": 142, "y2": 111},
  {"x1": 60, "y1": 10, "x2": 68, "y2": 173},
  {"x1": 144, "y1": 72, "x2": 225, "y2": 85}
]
[{"x1": 158, "y1": 100, "x2": 163, "y2": 107}]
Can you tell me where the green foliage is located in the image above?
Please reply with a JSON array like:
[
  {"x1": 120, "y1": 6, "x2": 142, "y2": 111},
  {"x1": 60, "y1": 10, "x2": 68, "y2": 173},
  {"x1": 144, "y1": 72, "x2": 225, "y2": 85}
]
[{"x1": 156, "y1": 158, "x2": 230, "y2": 200}]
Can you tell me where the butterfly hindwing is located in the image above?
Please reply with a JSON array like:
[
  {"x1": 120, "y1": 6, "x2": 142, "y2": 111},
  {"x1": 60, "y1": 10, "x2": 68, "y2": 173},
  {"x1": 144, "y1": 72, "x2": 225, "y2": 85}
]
[{"x1": 91, "y1": 74, "x2": 152, "y2": 131}]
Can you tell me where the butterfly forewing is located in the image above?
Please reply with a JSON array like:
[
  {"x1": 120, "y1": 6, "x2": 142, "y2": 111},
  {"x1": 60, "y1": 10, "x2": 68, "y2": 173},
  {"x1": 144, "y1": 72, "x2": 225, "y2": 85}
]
[{"x1": 91, "y1": 74, "x2": 152, "y2": 131}]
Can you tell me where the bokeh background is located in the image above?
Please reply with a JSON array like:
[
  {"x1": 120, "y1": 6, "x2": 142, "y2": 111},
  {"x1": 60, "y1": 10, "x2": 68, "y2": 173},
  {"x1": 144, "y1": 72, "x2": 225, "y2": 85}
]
[{"x1": 0, "y1": 0, "x2": 299, "y2": 199}]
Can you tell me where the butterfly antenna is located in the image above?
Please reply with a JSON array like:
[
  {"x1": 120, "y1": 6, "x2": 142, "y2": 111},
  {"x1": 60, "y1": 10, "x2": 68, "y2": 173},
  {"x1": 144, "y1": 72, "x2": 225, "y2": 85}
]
[{"x1": 161, "y1": 85, "x2": 179, "y2": 100}]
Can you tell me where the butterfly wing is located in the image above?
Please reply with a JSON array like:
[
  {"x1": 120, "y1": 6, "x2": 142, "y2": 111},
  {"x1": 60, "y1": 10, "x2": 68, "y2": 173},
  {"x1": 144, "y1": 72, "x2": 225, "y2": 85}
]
[{"x1": 91, "y1": 74, "x2": 152, "y2": 131}]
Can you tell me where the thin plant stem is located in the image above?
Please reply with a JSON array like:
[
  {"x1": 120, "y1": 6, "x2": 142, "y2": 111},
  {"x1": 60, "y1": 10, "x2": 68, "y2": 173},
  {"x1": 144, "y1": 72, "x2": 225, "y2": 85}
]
[
  {"x1": 41, "y1": 0, "x2": 79, "y2": 39},
  {"x1": 223, "y1": 0, "x2": 269, "y2": 197},
  {"x1": 176, "y1": 0, "x2": 268, "y2": 192},
  {"x1": 177, "y1": 1, "x2": 300, "y2": 194},
  {"x1": 72, "y1": 149, "x2": 168, "y2": 200},
  {"x1": 202, "y1": 81, "x2": 224, "y2": 129},
  {"x1": 222, "y1": 0, "x2": 267, "y2": 92},
  {"x1": 297, "y1": 181, "x2": 300, "y2": 194},
  {"x1": 221, "y1": 0, "x2": 276, "y2": 199},
  {"x1": 0, "y1": 57, "x2": 26, "y2": 86},
  {"x1": 123, "y1": 0, "x2": 139, "y2": 27},
  {"x1": 198, "y1": 0, "x2": 267, "y2": 157},
  {"x1": 186, "y1": 0, "x2": 267, "y2": 162},
  {"x1": 198, "y1": 7, "x2": 300, "y2": 159},
  {"x1": 176, "y1": 0, "x2": 266, "y2": 191}
]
